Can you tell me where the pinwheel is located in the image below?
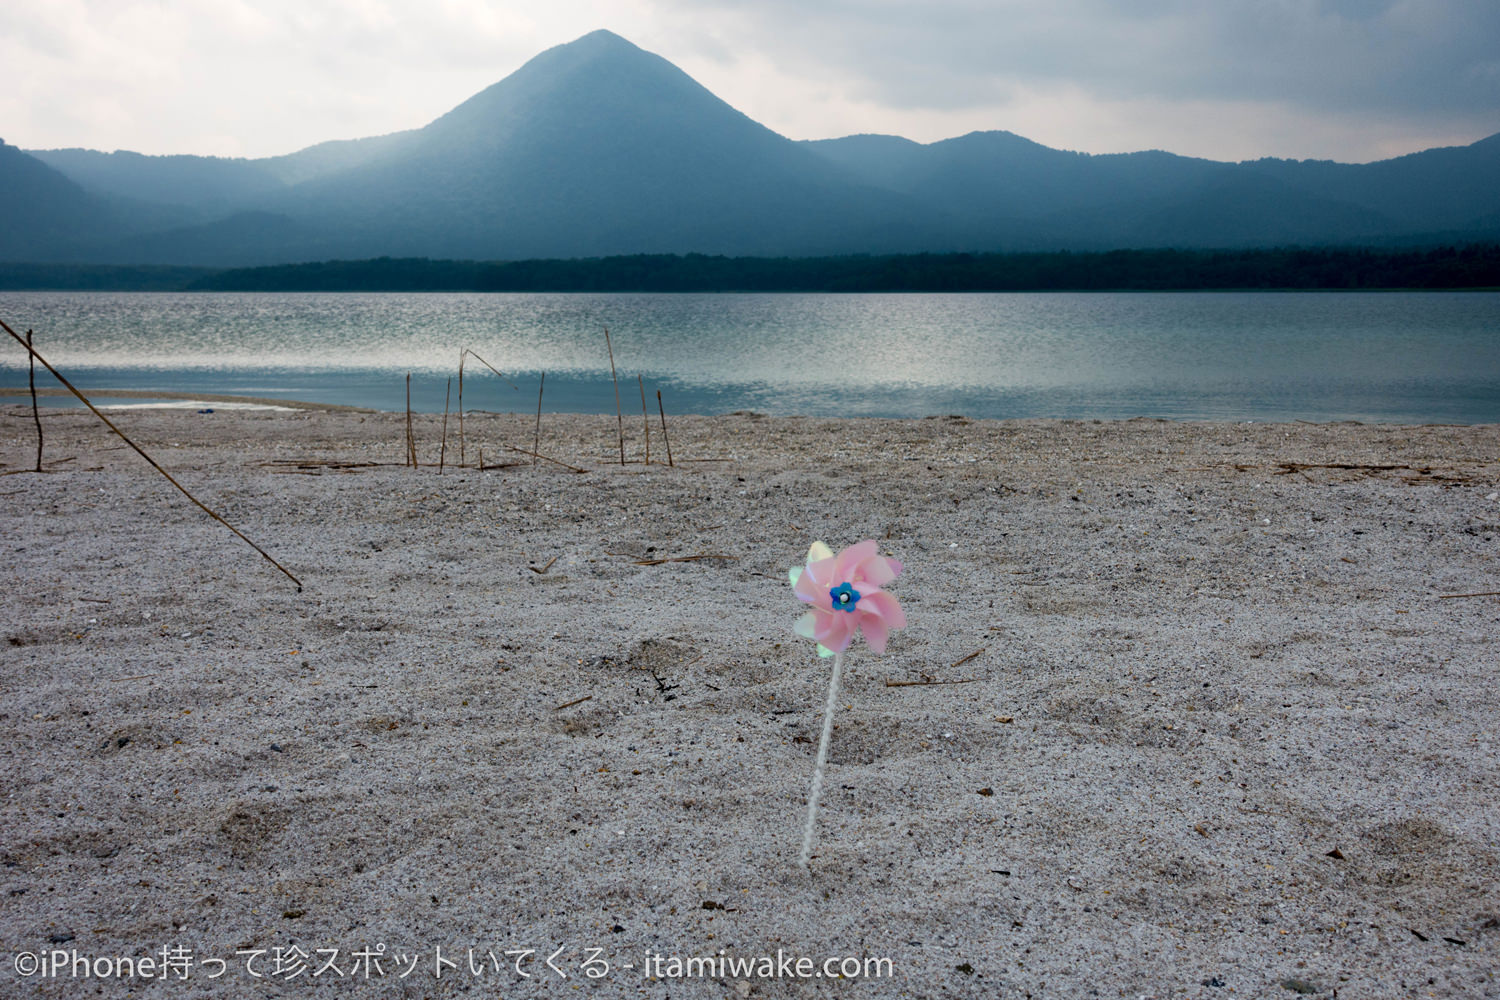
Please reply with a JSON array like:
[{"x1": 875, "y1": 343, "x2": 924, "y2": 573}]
[{"x1": 790, "y1": 540, "x2": 906, "y2": 867}]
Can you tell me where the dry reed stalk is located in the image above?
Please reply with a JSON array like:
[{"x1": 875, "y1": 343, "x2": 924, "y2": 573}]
[
  {"x1": 439, "y1": 378, "x2": 451, "y2": 474},
  {"x1": 0, "y1": 319, "x2": 303, "y2": 591},
  {"x1": 27, "y1": 329, "x2": 42, "y2": 472},
  {"x1": 657, "y1": 390, "x2": 673, "y2": 467},
  {"x1": 405, "y1": 373, "x2": 416, "y2": 468},
  {"x1": 638, "y1": 374, "x2": 650, "y2": 465},
  {"x1": 462, "y1": 349, "x2": 518, "y2": 389},
  {"x1": 533, "y1": 372, "x2": 545, "y2": 467},
  {"x1": 459, "y1": 349, "x2": 519, "y2": 469},
  {"x1": 605, "y1": 327, "x2": 623, "y2": 465},
  {"x1": 502, "y1": 444, "x2": 587, "y2": 474}
]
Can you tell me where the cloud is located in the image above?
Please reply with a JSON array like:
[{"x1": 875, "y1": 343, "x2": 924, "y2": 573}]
[
  {"x1": 0, "y1": 0, "x2": 1494, "y2": 161},
  {"x1": 655, "y1": 0, "x2": 1500, "y2": 115},
  {"x1": 0, "y1": 0, "x2": 594, "y2": 155},
  {"x1": 647, "y1": 0, "x2": 1500, "y2": 157}
]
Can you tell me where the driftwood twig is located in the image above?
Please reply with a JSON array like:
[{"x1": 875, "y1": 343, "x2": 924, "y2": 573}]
[
  {"x1": 949, "y1": 647, "x2": 985, "y2": 669},
  {"x1": 632, "y1": 553, "x2": 737, "y2": 566},
  {"x1": 884, "y1": 677, "x2": 980, "y2": 688}
]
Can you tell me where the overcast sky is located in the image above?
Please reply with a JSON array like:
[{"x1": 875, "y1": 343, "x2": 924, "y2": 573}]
[{"x1": 3, "y1": 0, "x2": 1496, "y2": 163}]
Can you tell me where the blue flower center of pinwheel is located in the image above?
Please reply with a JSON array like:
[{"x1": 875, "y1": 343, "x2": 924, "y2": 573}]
[{"x1": 830, "y1": 582, "x2": 860, "y2": 612}]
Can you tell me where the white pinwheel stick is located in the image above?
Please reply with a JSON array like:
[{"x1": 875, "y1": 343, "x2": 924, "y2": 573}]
[{"x1": 800, "y1": 649, "x2": 844, "y2": 868}]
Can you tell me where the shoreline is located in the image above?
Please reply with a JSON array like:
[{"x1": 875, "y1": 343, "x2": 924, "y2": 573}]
[
  {"x1": 0, "y1": 387, "x2": 376, "y2": 412},
  {"x1": 4, "y1": 387, "x2": 1496, "y2": 427},
  {"x1": 3, "y1": 408, "x2": 1498, "y2": 998}
]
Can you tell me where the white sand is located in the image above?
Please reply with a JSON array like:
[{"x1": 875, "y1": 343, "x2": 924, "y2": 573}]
[{"x1": 2, "y1": 406, "x2": 1498, "y2": 998}]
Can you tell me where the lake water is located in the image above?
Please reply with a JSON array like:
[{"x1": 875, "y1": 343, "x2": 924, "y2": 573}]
[{"x1": 2, "y1": 291, "x2": 1497, "y2": 422}]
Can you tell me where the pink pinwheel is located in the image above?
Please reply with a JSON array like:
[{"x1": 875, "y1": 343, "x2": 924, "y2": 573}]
[
  {"x1": 791, "y1": 539, "x2": 907, "y2": 867},
  {"x1": 790, "y1": 540, "x2": 906, "y2": 656}
]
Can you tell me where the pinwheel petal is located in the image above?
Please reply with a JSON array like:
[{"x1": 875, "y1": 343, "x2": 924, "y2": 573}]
[
  {"x1": 854, "y1": 553, "x2": 900, "y2": 587},
  {"x1": 793, "y1": 568, "x2": 824, "y2": 605},
  {"x1": 832, "y1": 540, "x2": 879, "y2": 583},
  {"x1": 815, "y1": 611, "x2": 856, "y2": 652},
  {"x1": 806, "y1": 553, "x2": 839, "y2": 587},
  {"x1": 859, "y1": 590, "x2": 906, "y2": 629}
]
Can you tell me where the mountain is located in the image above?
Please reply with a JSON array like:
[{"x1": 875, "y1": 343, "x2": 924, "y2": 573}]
[
  {"x1": 254, "y1": 29, "x2": 943, "y2": 259},
  {"x1": 802, "y1": 129, "x2": 1497, "y2": 249},
  {"x1": 9, "y1": 30, "x2": 1500, "y2": 265},
  {"x1": 28, "y1": 148, "x2": 287, "y2": 218},
  {"x1": 1237, "y1": 132, "x2": 1500, "y2": 233},
  {"x1": 0, "y1": 140, "x2": 129, "y2": 260},
  {"x1": 806, "y1": 130, "x2": 1225, "y2": 222}
]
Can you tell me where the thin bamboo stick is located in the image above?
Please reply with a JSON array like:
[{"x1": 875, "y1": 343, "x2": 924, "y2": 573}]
[
  {"x1": 439, "y1": 377, "x2": 451, "y2": 474},
  {"x1": 605, "y1": 327, "x2": 623, "y2": 465},
  {"x1": 638, "y1": 374, "x2": 650, "y2": 465},
  {"x1": 533, "y1": 372, "x2": 545, "y2": 467},
  {"x1": 657, "y1": 390, "x2": 673, "y2": 468},
  {"x1": 462, "y1": 349, "x2": 518, "y2": 389},
  {"x1": 502, "y1": 444, "x2": 587, "y2": 474},
  {"x1": 27, "y1": 330, "x2": 42, "y2": 472},
  {"x1": 0, "y1": 319, "x2": 302, "y2": 590},
  {"x1": 405, "y1": 373, "x2": 416, "y2": 468}
]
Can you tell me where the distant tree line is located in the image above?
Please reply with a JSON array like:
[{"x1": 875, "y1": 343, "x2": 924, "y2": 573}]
[
  {"x1": 188, "y1": 244, "x2": 1500, "y2": 291},
  {"x1": 0, "y1": 263, "x2": 215, "y2": 291},
  {"x1": 3, "y1": 244, "x2": 1498, "y2": 292}
]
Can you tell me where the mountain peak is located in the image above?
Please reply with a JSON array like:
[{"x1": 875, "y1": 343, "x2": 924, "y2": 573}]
[
  {"x1": 569, "y1": 28, "x2": 635, "y2": 48},
  {"x1": 507, "y1": 28, "x2": 659, "y2": 84},
  {"x1": 531, "y1": 28, "x2": 646, "y2": 65},
  {"x1": 422, "y1": 28, "x2": 718, "y2": 142}
]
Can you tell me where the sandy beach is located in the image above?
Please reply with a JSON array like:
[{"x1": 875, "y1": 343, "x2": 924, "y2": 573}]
[{"x1": 2, "y1": 404, "x2": 1497, "y2": 998}]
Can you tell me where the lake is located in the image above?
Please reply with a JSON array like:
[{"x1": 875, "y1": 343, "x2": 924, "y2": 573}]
[{"x1": 1, "y1": 291, "x2": 1497, "y2": 422}]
